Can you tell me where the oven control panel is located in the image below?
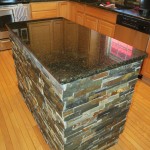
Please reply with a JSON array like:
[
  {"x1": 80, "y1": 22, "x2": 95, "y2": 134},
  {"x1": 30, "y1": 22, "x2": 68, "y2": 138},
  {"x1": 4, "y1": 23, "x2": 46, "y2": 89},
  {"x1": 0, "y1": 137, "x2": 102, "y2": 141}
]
[{"x1": 116, "y1": 14, "x2": 150, "y2": 34}]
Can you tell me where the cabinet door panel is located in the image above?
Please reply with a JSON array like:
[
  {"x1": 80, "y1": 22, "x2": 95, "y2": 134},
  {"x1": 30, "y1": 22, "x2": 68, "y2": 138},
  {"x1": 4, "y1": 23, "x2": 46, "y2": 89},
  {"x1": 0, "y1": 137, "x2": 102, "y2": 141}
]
[
  {"x1": 59, "y1": 2, "x2": 68, "y2": 19},
  {"x1": 51, "y1": 20, "x2": 64, "y2": 53},
  {"x1": 64, "y1": 20, "x2": 78, "y2": 53},
  {"x1": 28, "y1": 22, "x2": 52, "y2": 55},
  {"x1": 114, "y1": 25, "x2": 149, "y2": 51},
  {"x1": 76, "y1": 12, "x2": 84, "y2": 25},
  {"x1": 68, "y1": 2, "x2": 76, "y2": 22},
  {"x1": 98, "y1": 20, "x2": 115, "y2": 37},
  {"x1": 84, "y1": 15, "x2": 98, "y2": 31}
]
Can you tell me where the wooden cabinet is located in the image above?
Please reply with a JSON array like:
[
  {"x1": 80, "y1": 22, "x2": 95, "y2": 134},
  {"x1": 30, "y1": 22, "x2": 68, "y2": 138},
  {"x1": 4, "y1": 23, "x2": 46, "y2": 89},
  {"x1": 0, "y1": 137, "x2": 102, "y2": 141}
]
[
  {"x1": 97, "y1": 20, "x2": 115, "y2": 37},
  {"x1": 85, "y1": 5, "x2": 117, "y2": 24},
  {"x1": 28, "y1": 19, "x2": 79, "y2": 54},
  {"x1": 58, "y1": 2, "x2": 69, "y2": 19},
  {"x1": 141, "y1": 40, "x2": 150, "y2": 78},
  {"x1": 84, "y1": 15, "x2": 98, "y2": 31},
  {"x1": 114, "y1": 25, "x2": 149, "y2": 51},
  {"x1": 51, "y1": 20, "x2": 64, "y2": 53},
  {"x1": 30, "y1": 2, "x2": 58, "y2": 19},
  {"x1": 68, "y1": 1, "x2": 76, "y2": 22},
  {"x1": 28, "y1": 21, "x2": 52, "y2": 54},
  {"x1": 75, "y1": 3, "x2": 85, "y2": 25},
  {"x1": 64, "y1": 20, "x2": 78, "y2": 52},
  {"x1": 84, "y1": 5, "x2": 117, "y2": 37}
]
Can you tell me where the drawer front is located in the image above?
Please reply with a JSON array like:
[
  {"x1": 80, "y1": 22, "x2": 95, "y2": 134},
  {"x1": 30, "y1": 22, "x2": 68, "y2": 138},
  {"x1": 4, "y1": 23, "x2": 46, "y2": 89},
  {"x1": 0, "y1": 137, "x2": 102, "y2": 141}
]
[
  {"x1": 31, "y1": 2, "x2": 58, "y2": 11},
  {"x1": 31, "y1": 10, "x2": 58, "y2": 19}
]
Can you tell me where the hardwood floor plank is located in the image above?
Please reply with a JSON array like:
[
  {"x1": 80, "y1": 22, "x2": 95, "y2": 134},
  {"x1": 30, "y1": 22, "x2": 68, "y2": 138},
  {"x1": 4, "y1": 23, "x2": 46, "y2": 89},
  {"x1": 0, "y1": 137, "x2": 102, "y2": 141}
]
[
  {"x1": 33, "y1": 126, "x2": 50, "y2": 150},
  {"x1": 0, "y1": 127, "x2": 6, "y2": 150},
  {"x1": 0, "y1": 90, "x2": 21, "y2": 150},
  {"x1": 0, "y1": 108, "x2": 13, "y2": 150}
]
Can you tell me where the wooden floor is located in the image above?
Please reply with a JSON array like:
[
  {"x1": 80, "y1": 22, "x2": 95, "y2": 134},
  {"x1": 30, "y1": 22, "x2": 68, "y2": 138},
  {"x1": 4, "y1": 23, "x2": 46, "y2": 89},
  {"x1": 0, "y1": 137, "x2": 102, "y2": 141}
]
[{"x1": 0, "y1": 50, "x2": 150, "y2": 150}]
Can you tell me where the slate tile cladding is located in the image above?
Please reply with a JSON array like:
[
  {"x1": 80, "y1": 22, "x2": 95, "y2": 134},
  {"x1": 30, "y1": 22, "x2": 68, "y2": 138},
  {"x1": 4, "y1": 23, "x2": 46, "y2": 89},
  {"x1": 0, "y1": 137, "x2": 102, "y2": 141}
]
[{"x1": 11, "y1": 34, "x2": 143, "y2": 150}]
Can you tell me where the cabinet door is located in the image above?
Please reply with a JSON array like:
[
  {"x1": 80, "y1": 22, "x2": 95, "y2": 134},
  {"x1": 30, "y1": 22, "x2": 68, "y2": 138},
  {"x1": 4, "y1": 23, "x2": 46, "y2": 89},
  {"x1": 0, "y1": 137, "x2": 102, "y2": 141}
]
[
  {"x1": 75, "y1": 3, "x2": 85, "y2": 25},
  {"x1": 76, "y1": 12, "x2": 84, "y2": 25},
  {"x1": 51, "y1": 20, "x2": 64, "y2": 53},
  {"x1": 141, "y1": 41, "x2": 150, "y2": 78},
  {"x1": 28, "y1": 21, "x2": 52, "y2": 55},
  {"x1": 84, "y1": 15, "x2": 98, "y2": 31},
  {"x1": 59, "y1": 2, "x2": 68, "y2": 19},
  {"x1": 64, "y1": 20, "x2": 78, "y2": 53},
  {"x1": 97, "y1": 20, "x2": 115, "y2": 37},
  {"x1": 114, "y1": 25, "x2": 149, "y2": 51},
  {"x1": 68, "y1": 2, "x2": 76, "y2": 22}
]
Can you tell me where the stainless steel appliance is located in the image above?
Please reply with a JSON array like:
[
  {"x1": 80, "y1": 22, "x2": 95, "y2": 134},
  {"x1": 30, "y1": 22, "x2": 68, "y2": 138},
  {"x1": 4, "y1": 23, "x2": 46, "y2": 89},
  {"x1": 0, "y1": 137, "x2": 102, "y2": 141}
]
[{"x1": 0, "y1": 6, "x2": 15, "y2": 50}]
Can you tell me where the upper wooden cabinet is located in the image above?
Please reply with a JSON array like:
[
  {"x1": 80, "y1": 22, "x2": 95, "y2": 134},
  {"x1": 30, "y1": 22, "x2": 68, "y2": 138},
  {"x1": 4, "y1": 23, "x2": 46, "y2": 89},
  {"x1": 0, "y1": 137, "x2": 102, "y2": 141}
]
[
  {"x1": 114, "y1": 25, "x2": 149, "y2": 51},
  {"x1": 30, "y1": 2, "x2": 59, "y2": 19}
]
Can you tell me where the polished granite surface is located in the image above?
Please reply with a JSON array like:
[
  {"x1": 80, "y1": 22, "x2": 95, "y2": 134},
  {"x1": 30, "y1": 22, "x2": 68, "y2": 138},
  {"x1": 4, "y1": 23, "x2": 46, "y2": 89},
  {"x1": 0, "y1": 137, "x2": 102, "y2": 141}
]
[{"x1": 7, "y1": 18, "x2": 147, "y2": 84}]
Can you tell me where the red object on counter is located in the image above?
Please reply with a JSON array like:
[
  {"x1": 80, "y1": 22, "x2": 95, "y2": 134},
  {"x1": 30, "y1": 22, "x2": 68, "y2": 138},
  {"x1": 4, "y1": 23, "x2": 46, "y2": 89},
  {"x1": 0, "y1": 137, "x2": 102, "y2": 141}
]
[{"x1": 106, "y1": 1, "x2": 110, "y2": 5}]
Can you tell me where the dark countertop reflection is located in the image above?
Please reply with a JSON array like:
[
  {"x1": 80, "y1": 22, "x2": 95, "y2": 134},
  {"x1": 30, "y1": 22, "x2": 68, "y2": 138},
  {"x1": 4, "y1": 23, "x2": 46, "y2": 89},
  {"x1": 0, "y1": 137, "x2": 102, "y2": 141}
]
[{"x1": 7, "y1": 18, "x2": 147, "y2": 84}]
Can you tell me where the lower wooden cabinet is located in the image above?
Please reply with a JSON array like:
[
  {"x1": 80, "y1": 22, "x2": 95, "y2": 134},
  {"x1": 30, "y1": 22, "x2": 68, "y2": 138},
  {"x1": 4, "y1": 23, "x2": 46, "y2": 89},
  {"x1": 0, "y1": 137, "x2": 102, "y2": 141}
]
[
  {"x1": 84, "y1": 15, "x2": 98, "y2": 31},
  {"x1": 59, "y1": 2, "x2": 69, "y2": 19},
  {"x1": 114, "y1": 25, "x2": 149, "y2": 51},
  {"x1": 76, "y1": 11, "x2": 84, "y2": 25},
  {"x1": 28, "y1": 19, "x2": 78, "y2": 54},
  {"x1": 141, "y1": 40, "x2": 150, "y2": 78},
  {"x1": 98, "y1": 20, "x2": 115, "y2": 37},
  {"x1": 68, "y1": 2, "x2": 76, "y2": 22},
  {"x1": 75, "y1": 3, "x2": 85, "y2": 25}
]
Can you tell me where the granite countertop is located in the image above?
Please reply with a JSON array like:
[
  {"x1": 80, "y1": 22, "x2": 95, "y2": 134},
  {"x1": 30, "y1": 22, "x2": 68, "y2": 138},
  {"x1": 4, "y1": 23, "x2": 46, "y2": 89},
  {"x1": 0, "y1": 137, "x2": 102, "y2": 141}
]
[{"x1": 7, "y1": 18, "x2": 147, "y2": 84}]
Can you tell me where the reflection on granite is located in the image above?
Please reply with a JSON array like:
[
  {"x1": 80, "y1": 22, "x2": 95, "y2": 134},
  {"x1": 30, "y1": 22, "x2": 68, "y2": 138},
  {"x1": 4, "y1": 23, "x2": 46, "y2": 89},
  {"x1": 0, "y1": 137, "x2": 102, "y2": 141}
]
[{"x1": 7, "y1": 18, "x2": 147, "y2": 84}]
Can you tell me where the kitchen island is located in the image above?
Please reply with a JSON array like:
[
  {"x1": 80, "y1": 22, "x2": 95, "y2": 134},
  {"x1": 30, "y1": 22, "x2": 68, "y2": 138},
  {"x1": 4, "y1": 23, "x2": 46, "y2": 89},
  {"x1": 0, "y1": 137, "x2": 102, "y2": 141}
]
[{"x1": 7, "y1": 18, "x2": 147, "y2": 150}]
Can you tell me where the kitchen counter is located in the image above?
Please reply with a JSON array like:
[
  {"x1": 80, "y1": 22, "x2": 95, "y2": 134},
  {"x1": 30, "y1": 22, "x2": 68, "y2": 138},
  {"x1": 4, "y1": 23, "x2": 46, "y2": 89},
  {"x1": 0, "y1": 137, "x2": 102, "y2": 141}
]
[
  {"x1": 7, "y1": 18, "x2": 147, "y2": 150},
  {"x1": 29, "y1": 0, "x2": 150, "y2": 21}
]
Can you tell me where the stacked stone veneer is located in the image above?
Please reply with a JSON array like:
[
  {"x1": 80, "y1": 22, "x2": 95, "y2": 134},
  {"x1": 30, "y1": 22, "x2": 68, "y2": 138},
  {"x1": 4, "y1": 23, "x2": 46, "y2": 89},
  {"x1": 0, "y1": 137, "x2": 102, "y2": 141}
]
[{"x1": 11, "y1": 35, "x2": 143, "y2": 150}]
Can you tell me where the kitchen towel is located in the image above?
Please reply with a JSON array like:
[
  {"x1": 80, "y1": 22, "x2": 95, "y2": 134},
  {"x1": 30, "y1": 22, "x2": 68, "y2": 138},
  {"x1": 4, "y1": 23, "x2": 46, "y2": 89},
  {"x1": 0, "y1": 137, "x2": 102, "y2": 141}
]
[{"x1": 12, "y1": 4, "x2": 30, "y2": 22}]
